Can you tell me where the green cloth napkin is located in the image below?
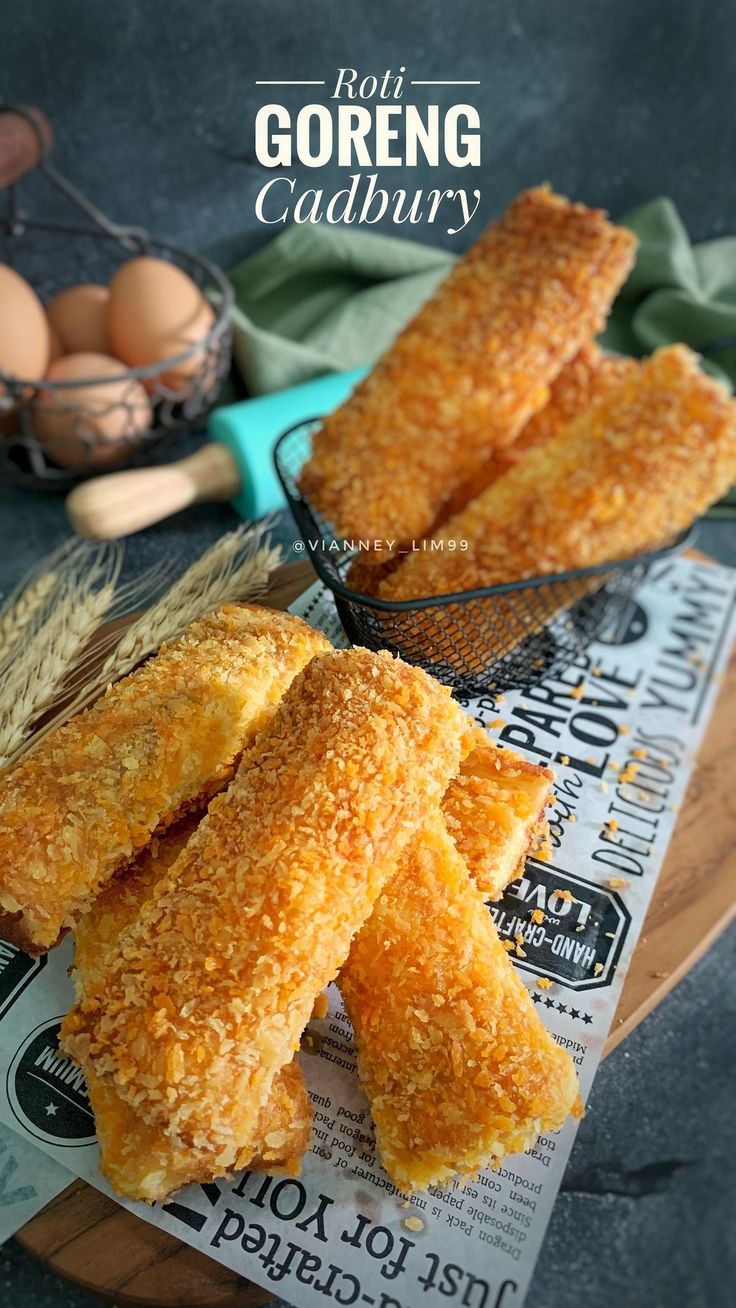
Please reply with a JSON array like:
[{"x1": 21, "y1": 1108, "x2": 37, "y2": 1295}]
[{"x1": 228, "y1": 197, "x2": 736, "y2": 395}]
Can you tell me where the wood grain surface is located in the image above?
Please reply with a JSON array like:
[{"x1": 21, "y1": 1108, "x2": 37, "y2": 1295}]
[{"x1": 15, "y1": 558, "x2": 736, "y2": 1306}]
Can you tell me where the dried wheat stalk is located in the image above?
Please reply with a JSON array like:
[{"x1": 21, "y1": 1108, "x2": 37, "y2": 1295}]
[
  {"x1": 0, "y1": 539, "x2": 102, "y2": 673},
  {"x1": 0, "y1": 541, "x2": 124, "y2": 767},
  {"x1": 19, "y1": 521, "x2": 281, "y2": 760}
]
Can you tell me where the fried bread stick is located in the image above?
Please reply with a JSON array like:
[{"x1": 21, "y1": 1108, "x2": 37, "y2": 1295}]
[
  {"x1": 443, "y1": 729, "x2": 553, "y2": 899},
  {"x1": 379, "y1": 345, "x2": 736, "y2": 603},
  {"x1": 300, "y1": 187, "x2": 636, "y2": 551},
  {"x1": 340, "y1": 810, "x2": 579, "y2": 1192},
  {"x1": 61, "y1": 648, "x2": 468, "y2": 1199},
  {"x1": 0, "y1": 605, "x2": 329, "y2": 952},
  {"x1": 441, "y1": 344, "x2": 640, "y2": 521},
  {"x1": 344, "y1": 345, "x2": 639, "y2": 598},
  {"x1": 73, "y1": 817, "x2": 312, "y2": 1200}
]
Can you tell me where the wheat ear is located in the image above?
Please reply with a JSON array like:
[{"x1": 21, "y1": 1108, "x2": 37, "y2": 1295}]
[
  {"x1": 0, "y1": 541, "x2": 124, "y2": 767},
  {"x1": 24, "y1": 521, "x2": 281, "y2": 753}
]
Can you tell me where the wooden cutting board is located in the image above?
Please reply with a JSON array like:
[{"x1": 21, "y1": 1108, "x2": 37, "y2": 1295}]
[{"x1": 15, "y1": 558, "x2": 736, "y2": 1307}]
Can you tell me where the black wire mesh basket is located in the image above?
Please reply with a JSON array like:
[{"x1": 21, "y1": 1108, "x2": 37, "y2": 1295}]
[
  {"x1": 0, "y1": 106, "x2": 233, "y2": 490},
  {"x1": 275, "y1": 417, "x2": 693, "y2": 695}
]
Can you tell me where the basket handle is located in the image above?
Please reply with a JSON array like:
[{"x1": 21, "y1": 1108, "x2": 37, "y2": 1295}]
[{"x1": 0, "y1": 107, "x2": 53, "y2": 189}]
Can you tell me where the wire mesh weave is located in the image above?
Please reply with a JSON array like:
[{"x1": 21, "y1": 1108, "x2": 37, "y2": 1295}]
[{"x1": 275, "y1": 418, "x2": 692, "y2": 695}]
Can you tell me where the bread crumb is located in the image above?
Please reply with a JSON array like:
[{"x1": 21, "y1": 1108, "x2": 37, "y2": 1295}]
[
  {"x1": 312, "y1": 993, "x2": 329, "y2": 1020},
  {"x1": 603, "y1": 876, "x2": 629, "y2": 889},
  {"x1": 531, "y1": 909, "x2": 544, "y2": 925},
  {"x1": 403, "y1": 1215, "x2": 425, "y2": 1232},
  {"x1": 536, "y1": 977, "x2": 553, "y2": 989},
  {"x1": 593, "y1": 962, "x2": 604, "y2": 976}
]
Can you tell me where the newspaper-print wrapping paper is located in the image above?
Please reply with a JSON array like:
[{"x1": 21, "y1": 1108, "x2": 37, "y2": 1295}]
[
  {"x1": 0, "y1": 553, "x2": 733, "y2": 1307},
  {"x1": 0, "y1": 1120, "x2": 70, "y2": 1245}
]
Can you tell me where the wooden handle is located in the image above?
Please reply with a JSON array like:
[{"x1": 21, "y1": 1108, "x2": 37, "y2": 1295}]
[
  {"x1": 65, "y1": 444, "x2": 241, "y2": 539},
  {"x1": 0, "y1": 107, "x2": 53, "y2": 188}
]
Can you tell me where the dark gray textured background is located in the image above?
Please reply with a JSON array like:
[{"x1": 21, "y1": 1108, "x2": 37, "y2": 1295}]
[{"x1": 1, "y1": 2, "x2": 735, "y2": 1306}]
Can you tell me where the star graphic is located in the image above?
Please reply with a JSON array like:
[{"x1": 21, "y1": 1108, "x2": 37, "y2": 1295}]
[
  {"x1": 583, "y1": 1013, "x2": 593, "y2": 1025},
  {"x1": 44, "y1": 1102, "x2": 58, "y2": 1116},
  {"x1": 570, "y1": 1008, "x2": 580, "y2": 1020},
  {"x1": 544, "y1": 996, "x2": 556, "y2": 1008},
  {"x1": 556, "y1": 1002, "x2": 567, "y2": 1014}
]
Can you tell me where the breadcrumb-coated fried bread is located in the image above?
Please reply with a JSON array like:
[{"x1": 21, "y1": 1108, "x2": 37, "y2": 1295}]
[
  {"x1": 380, "y1": 345, "x2": 736, "y2": 602},
  {"x1": 0, "y1": 605, "x2": 329, "y2": 953},
  {"x1": 444, "y1": 729, "x2": 553, "y2": 899},
  {"x1": 61, "y1": 648, "x2": 469, "y2": 1198},
  {"x1": 85, "y1": 1059, "x2": 312, "y2": 1203},
  {"x1": 300, "y1": 186, "x2": 636, "y2": 550},
  {"x1": 73, "y1": 817, "x2": 312, "y2": 1201},
  {"x1": 340, "y1": 810, "x2": 579, "y2": 1192},
  {"x1": 442, "y1": 344, "x2": 640, "y2": 521}
]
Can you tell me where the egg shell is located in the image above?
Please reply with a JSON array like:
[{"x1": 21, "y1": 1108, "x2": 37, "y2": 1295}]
[
  {"x1": 0, "y1": 264, "x2": 50, "y2": 395},
  {"x1": 46, "y1": 284, "x2": 111, "y2": 356},
  {"x1": 47, "y1": 320, "x2": 64, "y2": 365},
  {"x1": 107, "y1": 256, "x2": 215, "y2": 397},
  {"x1": 33, "y1": 353, "x2": 152, "y2": 470}
]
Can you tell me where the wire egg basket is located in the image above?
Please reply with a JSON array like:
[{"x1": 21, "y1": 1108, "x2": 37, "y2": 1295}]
[
  {"x1": 0, "y1": 107, "x2": 233, "y2": 490},
  {"x1": 275, "y1": 417, "x2": 693, "y2": 695}
]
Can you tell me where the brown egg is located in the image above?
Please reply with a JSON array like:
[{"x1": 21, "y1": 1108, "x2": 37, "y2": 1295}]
[
  {"x1": 107, "y1": 256, "x2": 215, "y2": 398},
  {"x1": 46, "y1": 283, "x2": 111, "y2": 355},
  {"x1": 33, "y1": 353, "x2": 152, "y2": 469},
  {"x1": 47, "y1": 320, "x2": 64, "y2": 365},
  {"x1": 0, "y1": 264, "x2": 50, "y2": 396}
]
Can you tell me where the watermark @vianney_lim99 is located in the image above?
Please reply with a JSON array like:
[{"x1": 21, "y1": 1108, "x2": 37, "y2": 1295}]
[{"x1": 292, "y1": 537, "x2": 470, "y2": 554}]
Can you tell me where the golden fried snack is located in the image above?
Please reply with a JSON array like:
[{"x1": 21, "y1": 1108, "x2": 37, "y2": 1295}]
[
  {"x1": 443, "y1": 729, "x2": 553, "y2": 898},
  {"x1": 344, "y1": 347, "x2": 640, "y2": 595},
  {"x1": 85, "y1": 1059, "x2": 311, "y2": 1203},
  {"x1": 380, "y1": 345, "x2": 736, "y2": 603},
  {"x1": 300, "y1": 187, "x2": 636, "y2": 551},
  {"x1": 62, "y1": 648, "x2": 468, "y2": 1200},
  {"x1": 340, "y1": 811, "x2": 580, "y2": 1193},
  {"x1": 73, "y1": 817, "x2": 312, "y2": 1200},
  {"x1": 441, "y1": 344, "x2": 640, "y2": 521},
  {"x1": 0, "y1": 605, "x2": 329, "y2": 953}
]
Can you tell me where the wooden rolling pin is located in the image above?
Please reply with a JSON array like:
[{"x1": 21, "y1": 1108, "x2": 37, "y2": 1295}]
[
  {"x1": 66, "y1": 368, "x2": 365, "y2": 538},
  {"x1": 0, "y1": 106, "x2": 53, "y2": 188}
]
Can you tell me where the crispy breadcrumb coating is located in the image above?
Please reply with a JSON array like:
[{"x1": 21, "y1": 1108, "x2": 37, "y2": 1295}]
[
  {"x1": 0, "y1": 605, "x2": 329, "y2": 953},
  {"x1": 84, "y1": 1057, "x2": 312, "y2": 1203},
  {"x1": 344, "y1": 346, "x2": 639, "y2": 593},
  {"x1": 379, "y1": 346, "x2": 736, "y2": 603},
  {"x1": 442, "y1": 344, "x2": 640, "y2": 521},
  {"x1": 444, "y1": 729, "x2": 553, "y2": 898},
  {"x1": 73, "y1": 816, "x2": 313, "y2": 1200},
  {"x1": 61, "y1": 648, "x2": 468, "y2": 1199},
  {"x1": 340, "y1": 811, "x2": 579, "y2": 1192},
  {"x1": 300, "y1": 187, "x2": 636, "y2": 550}
]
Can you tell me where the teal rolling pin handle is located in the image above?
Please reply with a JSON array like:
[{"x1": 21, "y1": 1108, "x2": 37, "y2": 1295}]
[{"x1": 207, "y1": 367, "x2": 368, "y2": 520}]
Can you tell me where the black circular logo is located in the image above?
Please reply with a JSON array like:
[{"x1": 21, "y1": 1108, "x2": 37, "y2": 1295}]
[
  {"x1": 598, "y1": 598, "x2": 649, "y2": 646},
  {"x1": 7, "y1": 1016, "x2": 96, "y2": 1147}
]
